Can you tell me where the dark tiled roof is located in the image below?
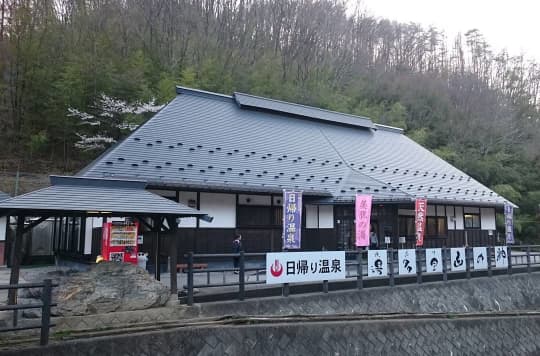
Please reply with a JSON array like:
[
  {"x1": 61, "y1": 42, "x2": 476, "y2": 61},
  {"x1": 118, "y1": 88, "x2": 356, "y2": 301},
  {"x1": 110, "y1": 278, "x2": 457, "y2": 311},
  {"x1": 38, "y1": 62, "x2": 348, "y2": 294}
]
[
  {"x1": 0, "y1": 176, "x2": 207, "y2": 217},
  {"x1": 0, "y1": 191, "x2": 10, "y2": 201},
  {"x1": 78, "y1": 86, "x2": 513, "y2": 207}
]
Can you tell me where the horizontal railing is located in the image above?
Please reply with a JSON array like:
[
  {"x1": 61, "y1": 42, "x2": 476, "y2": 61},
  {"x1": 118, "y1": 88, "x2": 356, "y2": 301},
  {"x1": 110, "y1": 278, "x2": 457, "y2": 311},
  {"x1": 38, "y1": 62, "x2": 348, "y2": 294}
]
[
  {"x1": 183, "y1": 245, "x2": 540, "y2": 305},
  {"x1": 0, "y1": 279, "x2": 57, "y2": 345}
]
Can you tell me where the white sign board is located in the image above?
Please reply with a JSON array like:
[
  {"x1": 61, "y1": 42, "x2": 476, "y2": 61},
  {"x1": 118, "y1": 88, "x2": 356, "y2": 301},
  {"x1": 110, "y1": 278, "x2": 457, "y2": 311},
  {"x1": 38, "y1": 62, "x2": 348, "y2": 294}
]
[
  {"x1": 266, "y1": 251, "x2": 346, "y2": 284},
  {"x1": 473, "y1": 247, "x2": 488, "y2": 270},
  {"x1": 425, "y1": 248, "x2": 442, "y2": 273},
  {"x1": 398, "y1": 249, "x2": 416, "y2": 275},
  {"x1": 368, "y1": 250, "x2": 388, "y2": 277},
  {"x1": 495, "y1": 246, "x2": 508, "y2": 269},
  {"x1": 450, "y1": 247, "x2": 466, "y2": 272}
]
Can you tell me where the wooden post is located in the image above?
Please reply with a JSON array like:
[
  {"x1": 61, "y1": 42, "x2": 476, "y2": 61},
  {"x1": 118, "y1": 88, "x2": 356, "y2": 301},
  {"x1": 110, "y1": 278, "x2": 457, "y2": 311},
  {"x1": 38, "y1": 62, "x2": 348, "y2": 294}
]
[
  {"x1": 487, "y1": 246, "x2": 493, "y2": 277},
  {"x1": 154, "y1": 227, "x2": 161, "y2": 281},
  {"x1": 527, "y1": 246, "x2": 531, "y2": 274},
  {"x1": 357, "y1": 250, "x2": 363, "y2": 289},
  {"x1": 416, "y1": 248, "x2": 422, "y2": 284},
  {"x1": 187, "y1": 252, "x2": 194, "y2": 306},
  {"x1": 238, "y1": 251, "x2": 245, "y2": 301},
  {"x1": 40, "y1": 279, "x2": 52, "y2": 346},
  {"x1": 388, "y1": 248, "x2": 394, "y2": 287},
  {"x1": 168, "y1": 217, "x2": 178, "y2": 295},
  {"x1": 442, "y1": 248, "x2": 448, "y2": 282},
  {"x1": 466, "y1": 247, "x2": 471, "y2": 279},
  {"x1": 8, "y1": 215, "x2": 24, "y2": 306}
]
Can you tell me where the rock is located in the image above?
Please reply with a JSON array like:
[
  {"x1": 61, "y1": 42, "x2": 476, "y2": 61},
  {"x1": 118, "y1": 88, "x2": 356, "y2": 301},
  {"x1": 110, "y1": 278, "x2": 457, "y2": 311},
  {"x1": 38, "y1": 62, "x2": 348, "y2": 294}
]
[{"x1": 25, "y1": 262, "x2": 170, "y2": 316}]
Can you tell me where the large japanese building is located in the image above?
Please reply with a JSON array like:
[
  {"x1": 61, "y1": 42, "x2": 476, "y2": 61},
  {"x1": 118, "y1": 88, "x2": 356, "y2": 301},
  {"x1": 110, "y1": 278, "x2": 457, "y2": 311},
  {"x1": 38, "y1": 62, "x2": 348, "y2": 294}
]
[{"x1": 65, "y1": 86, "x2": 512, "y2": 259}]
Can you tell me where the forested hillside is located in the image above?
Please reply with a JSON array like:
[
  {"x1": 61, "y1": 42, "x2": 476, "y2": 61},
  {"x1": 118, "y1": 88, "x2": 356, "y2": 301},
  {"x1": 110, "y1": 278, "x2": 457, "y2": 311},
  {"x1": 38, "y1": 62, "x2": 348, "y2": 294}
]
[{"x1": 0, "y1": 0, "x2": 539, "y2": 239}]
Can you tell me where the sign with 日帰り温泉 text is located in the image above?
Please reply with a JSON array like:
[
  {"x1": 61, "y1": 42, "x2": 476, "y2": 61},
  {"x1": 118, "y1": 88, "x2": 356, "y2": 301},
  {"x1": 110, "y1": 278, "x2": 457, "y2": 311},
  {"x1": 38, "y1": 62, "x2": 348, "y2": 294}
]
[
  {"x1": 450, "y1": 247, "x2": 466, "y2": 272},
  {"x1": 282, "y1": 190, "x2": 302, "y2": 249},
  {"x1": 473, "y1": 247, "x2": 488, "y2": 270},
  {"x1": 425, "y1": 248, "x2": 442, "y2": 273},
  {"x1": 398, "y1": 249, "x2": 416, "y2": 275},
  {"x1": 367, "y1": 250, "x2": 388, "y2": 277},
  {"x1": 265, "y1": 251, "x2": 346, "y2": 284}
]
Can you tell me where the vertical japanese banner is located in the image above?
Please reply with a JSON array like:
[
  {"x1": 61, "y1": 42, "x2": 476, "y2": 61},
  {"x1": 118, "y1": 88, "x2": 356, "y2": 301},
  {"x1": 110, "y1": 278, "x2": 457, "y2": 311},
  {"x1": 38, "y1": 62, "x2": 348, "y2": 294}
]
[
  {"x1": 504, "y1": 202, "x2": 514, "y2": 244},
  {"x1": 355, "y1": 194, "x2": 372, "y2": 247},
  {"x1": 415, "y1": 198, "x2": 427, "y2": 247},
  {"x1": 283, "y1": 190, "x2": 302, "y2": 249}
]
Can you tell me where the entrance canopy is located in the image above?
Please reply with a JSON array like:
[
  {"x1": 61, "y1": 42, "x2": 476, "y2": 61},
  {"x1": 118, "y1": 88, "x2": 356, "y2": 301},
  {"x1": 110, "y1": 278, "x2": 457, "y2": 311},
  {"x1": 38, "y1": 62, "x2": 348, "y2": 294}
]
[
  {"x1": 0, "y1": 175, "x2": 209, "y2": 300},
  {"x1": 0, "y1": 175, "x2": 208, "y2": 218}
]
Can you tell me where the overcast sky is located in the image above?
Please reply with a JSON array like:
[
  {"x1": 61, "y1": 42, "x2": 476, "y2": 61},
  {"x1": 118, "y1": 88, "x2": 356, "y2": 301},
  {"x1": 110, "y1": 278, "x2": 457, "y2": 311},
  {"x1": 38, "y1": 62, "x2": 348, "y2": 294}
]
[{"x1": 359, "y1": 0, "x2": 540, "y2": 61}]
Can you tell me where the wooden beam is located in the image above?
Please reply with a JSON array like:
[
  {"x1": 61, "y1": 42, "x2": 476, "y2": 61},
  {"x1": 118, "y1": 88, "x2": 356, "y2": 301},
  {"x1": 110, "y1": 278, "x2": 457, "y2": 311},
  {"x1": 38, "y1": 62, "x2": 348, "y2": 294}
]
[
  {"x1": 8, "y1": 215, "x2": 24, "y2": 305},
  {"x1": 22, "y1": 216, "x2": 50, "y2": 234}
]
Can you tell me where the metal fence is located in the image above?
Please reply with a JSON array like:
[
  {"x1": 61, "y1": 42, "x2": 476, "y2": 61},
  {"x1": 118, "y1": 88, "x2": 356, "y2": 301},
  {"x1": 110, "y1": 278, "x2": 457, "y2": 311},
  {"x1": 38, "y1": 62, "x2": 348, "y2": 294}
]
[
  {"x1": 183, "y1": 245, "x2": 540, "y2": 305},
  {"x1": 0, "y1": 279, "x2": 56, "y2": 345}
]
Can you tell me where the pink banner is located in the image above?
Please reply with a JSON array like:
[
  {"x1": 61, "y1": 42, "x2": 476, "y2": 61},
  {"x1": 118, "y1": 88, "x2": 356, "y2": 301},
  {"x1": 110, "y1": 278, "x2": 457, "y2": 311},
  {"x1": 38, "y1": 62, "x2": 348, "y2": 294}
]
[
  {"x1": 355, "y1": 194, "x2": 372, "y2": 247},
  {"x1": 415, "y1": 198, "x2": 427, "y2": 246}
]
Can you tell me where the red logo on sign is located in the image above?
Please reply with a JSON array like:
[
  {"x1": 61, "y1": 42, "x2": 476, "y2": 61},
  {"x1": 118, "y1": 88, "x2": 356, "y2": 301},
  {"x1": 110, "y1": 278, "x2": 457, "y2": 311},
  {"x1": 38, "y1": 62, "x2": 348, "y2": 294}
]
[{"x1": 270, "y1": 259, "x2": 283, "y2": 277}]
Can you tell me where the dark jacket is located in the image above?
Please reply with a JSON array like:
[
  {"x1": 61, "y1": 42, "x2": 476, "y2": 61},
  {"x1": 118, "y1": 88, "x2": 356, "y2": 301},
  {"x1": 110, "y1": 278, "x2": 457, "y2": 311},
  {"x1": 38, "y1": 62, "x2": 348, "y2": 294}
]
[{"x1": 232, "y1": 239, "x2": 242, "y2": 253}]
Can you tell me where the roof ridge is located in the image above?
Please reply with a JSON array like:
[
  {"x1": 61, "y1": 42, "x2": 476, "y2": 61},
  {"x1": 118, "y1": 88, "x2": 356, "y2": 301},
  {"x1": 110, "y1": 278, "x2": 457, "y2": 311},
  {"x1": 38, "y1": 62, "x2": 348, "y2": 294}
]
[
  {"x1": 317, "y1": 128, "x2": 412, "y2": 198},
  {"x1": 234, "y1": 91, "x2": 372, "y2": 121}
]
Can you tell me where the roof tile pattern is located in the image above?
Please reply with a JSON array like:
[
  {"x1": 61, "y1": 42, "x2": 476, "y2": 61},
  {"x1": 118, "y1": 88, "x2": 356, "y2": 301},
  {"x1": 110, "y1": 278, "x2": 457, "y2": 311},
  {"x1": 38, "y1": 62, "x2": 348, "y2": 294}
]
[{"x1": 79, "y1": 87, "x2": 509, "y2": 206}]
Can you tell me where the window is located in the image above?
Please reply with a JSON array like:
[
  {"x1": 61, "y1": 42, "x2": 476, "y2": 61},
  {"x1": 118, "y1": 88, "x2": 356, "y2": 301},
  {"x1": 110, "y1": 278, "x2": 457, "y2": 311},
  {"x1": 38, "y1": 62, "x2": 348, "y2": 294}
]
[
  {"x1": 426, "y1": 217, "x2": 447, "y2": 236},
  {"x1": 464, "y1": 213, "x2": 480, "y2": 229},
  {"x1": 398, "y1": 216, "x2": 415, "y2": 236},
  {"x1": 400, "y1": 216, "x2": 447, "y2": 237}
]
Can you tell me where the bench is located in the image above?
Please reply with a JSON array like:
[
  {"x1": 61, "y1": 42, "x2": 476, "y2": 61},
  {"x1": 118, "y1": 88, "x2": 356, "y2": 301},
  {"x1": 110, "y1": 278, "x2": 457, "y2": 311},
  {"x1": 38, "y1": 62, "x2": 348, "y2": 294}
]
[{"x1": 176, "y1": 263, "x2": 208, "y2": 272}]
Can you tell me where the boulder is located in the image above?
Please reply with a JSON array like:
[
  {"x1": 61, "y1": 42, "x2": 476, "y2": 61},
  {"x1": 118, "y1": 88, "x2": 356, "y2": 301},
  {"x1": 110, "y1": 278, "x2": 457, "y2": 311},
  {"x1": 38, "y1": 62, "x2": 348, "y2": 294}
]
[{"x1": 25, "y1": 262, "x2": 170, "y2": 316}]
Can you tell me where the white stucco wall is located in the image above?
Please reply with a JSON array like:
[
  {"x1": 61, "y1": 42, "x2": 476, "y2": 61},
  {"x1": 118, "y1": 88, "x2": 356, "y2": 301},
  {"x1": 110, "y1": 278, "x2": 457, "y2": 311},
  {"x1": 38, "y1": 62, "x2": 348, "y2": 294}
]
[
  {"x1": 178, "y1": 191, "x2": 198, "y2": 228},
  {"x1": 319, "y1": 205, "x2": 334, "y2": 228},
  {"x1": 84, "y1": 218, "x2": 93, "y2": 254},
  {"x1": 305, "y1": 205, "x2": 318, "y2": 228},
  {"x1": 199, "y1": 193, "x2": 236, "y2": 228},
  {"x1": 480, "y1": 207, "x2": 496, "y2": 230},
  {"x1": 454, "y1": 206, "x2": 464, "y2": 230},
  {"x1": 0, "y1": 216, "x2": 6, "y2": 241}
]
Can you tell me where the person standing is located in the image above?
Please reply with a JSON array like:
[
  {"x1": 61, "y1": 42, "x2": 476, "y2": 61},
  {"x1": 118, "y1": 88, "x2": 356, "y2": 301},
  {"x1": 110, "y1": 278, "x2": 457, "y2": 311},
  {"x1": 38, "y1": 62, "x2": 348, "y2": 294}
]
[
  {"x1": 370, "y1": 227, "x2": 379, "y2": 250},
  {"x1": 232, "y1": 233, "x2": 243, "y2": 273}
]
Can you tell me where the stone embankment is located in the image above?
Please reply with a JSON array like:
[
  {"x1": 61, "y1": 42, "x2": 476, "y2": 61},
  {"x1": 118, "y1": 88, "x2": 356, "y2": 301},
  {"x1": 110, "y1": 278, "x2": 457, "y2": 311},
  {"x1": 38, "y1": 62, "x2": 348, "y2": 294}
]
[{"x1": 3, "y1": 272, "x2": 540, "y2": 355}]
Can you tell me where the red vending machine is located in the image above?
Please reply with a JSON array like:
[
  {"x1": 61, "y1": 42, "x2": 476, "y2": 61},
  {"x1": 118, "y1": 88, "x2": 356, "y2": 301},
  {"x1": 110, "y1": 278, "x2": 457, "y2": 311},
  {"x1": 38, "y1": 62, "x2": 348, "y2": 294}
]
[{"x1": 101, "y1": 221, "x2": 139, "y2": 264}]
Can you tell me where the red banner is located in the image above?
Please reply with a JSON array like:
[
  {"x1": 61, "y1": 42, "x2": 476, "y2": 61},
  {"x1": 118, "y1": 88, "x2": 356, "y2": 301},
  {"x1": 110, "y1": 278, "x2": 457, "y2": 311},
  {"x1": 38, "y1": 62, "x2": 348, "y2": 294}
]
[
  {"x1": 355, "y1": 194, "x2": 372, "y2": 247},
  {"x1": 415, "y1": 198, "x2": 427, "y2": 246}
]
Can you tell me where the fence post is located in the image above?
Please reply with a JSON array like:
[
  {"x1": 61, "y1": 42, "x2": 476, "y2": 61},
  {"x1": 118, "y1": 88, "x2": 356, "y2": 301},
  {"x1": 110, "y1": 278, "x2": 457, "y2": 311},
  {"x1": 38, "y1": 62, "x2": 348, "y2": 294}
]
[
  {"x1": 527, "y1": 246, "x2": 531, "y2": 274},
  {"x1": 40, "y1": 279, "x2": 52, "y2": 346},
  {"x1": 187, "y1": 252, "x2": 194, "y2": 306},
  {"x1": 442, "y1": 248, "x2": 448, "y2": 282},
  {"x1": 282, "y1": 283, "x2": 290, "y2": 297},
  {"x1": 416, "y1": 248, "x2": 422, "y2": 284},
  {"x1": 507, "y1": 246, "x2": 512, "y2": 275},
  {"x1": 357, "y1": 251, "x2": 363, "y2": 289},
  {"x1": 238, "y1": 251, "x2": 245, "y2": 301},
  {"x1": 389, "y1": 248, "x2": 394, "y2": 287},
  {"x1": 323, "y1": 280, "x2": 329, "y2": 294},
  {"x1": 487, "y1": 246, "x2": 492, "y2": 277},
  {"x1": 466, "y1": 247, "x2": 471, "y2": 279}
]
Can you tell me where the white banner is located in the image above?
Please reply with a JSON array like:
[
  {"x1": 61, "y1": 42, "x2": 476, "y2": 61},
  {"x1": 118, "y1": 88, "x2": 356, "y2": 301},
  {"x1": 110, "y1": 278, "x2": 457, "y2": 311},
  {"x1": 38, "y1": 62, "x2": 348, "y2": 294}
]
[
  {"x1": 398, "y1": 249, "x2": 416, "y2": 275},
  {"x1": 425, "y1": 248, "x2": 442, "y2": 273},
  {"x1": 495, "y1": 246, "x2": 508, "y2": 269},
  {"x1": 473, "y1": 247, "x2": 488, "y2": 270},
  {"x1": 450, "y1": 247, "x2": 466, "y2": 272},
  {"x1": 266, "y1": 251, "x2": 346, "y2": 284},
  {"x1": 368, "y1": 250, "x2": 388, "y2": 277}
]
